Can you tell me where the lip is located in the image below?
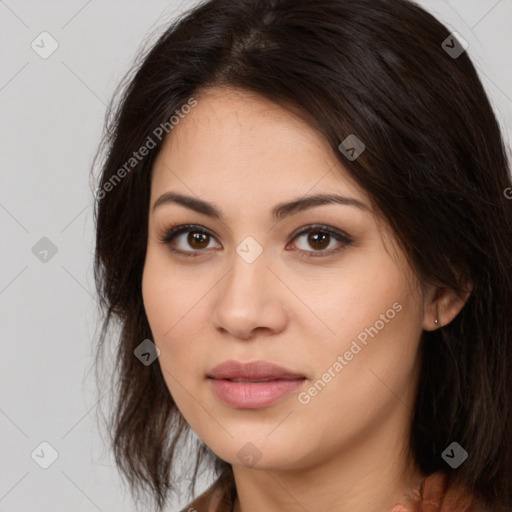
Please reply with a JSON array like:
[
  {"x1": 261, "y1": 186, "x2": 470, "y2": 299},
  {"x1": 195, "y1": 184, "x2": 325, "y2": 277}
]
[
  {"x1": 207, "y1": 359, "x2": 305, "y2": 380},
  {"x1": 207, "y1": 360, "x2": 306, "y2": 409}
]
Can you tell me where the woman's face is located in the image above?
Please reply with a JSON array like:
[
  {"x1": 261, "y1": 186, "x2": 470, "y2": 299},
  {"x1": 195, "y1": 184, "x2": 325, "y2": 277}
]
[{"x1": 142, "y1": 86, "x2": 429, "y2": 472}]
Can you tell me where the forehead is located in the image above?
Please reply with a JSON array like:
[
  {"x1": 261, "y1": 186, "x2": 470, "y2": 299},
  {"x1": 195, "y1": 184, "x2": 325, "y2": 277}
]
[{"x1": 150, "y1": 87, "x2": 370, "y2": 211}]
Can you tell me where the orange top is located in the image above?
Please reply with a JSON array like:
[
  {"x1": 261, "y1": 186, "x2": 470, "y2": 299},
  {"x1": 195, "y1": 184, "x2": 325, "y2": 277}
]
[
  {"x1": 385, "y1": 472, "x2": 488, "y2": 512},
  {"x1": 179, "y1": 471, "x2": 490, "y2": 512}
]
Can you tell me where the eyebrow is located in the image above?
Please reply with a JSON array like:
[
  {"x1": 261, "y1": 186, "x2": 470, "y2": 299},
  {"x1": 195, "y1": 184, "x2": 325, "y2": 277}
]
[{"x1": 152, "y1": 191, "x2": 370, "y2": 222}]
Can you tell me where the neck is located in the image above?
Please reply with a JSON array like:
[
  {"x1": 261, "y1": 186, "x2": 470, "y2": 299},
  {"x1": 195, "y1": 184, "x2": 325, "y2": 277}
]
[{"x1": 231, "y1": 407, "x2": 425, "y2": 512}]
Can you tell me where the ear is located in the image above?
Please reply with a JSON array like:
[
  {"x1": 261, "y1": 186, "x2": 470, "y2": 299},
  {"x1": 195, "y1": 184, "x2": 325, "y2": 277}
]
[{"x1": 422, "y1": 281, "x2": 473, "y2": 331}]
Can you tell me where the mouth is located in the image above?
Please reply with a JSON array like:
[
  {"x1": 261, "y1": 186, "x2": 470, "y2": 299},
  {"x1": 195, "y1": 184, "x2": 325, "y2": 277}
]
[
  {"x1": 207, "y1": 359, "x2": 306, "y2": 381},
  {"x1": 206, "y1": 359, "x2": 306, "y2": 408},
  {"x1": 211, "y1": 377, "x2": 305, "y2": 383}
]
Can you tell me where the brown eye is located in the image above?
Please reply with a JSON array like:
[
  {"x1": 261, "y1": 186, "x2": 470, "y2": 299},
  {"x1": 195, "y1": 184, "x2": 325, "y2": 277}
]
[
  {"x1": 187, "y1": 231, "x2": 210, "y2": 250},
  {"x1": 161, "y1": 224, "x2": 221, "y2": 257},
  {"x1": 160, "y1": 223, "x2": 352, "y2": 259},
  {"x1": 289, "y1": 225, "x2": 353, "y2": 258},
  {"x1": 306, "y1": 231, "x2": 330, "y2": 251}
]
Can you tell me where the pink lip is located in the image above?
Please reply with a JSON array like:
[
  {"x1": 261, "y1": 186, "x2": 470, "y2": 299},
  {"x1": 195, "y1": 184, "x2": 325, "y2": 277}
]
[{"x1": 207, "y1": 360, "x2": 306, "y2": 409}]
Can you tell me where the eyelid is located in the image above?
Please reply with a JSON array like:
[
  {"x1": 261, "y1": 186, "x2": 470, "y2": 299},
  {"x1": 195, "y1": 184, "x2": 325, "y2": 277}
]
[
  {"x1": 288, "y1": 224, "x2": 352, "y2": 245},
  {"x1": 160, "y1": 223, "x2": 218, "y2": 245},
  {"x1": 286, "y1": 224, "x2": 353, "y2": 259},
  {"x1": 158, "y1": 222, "x2": 353, "y2": 258}
]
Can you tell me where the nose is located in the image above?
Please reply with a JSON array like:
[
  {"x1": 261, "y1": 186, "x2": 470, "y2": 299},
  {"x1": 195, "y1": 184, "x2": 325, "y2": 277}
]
[{"x1": 212, "y1": 247, "x2": 288, "y2": 340}]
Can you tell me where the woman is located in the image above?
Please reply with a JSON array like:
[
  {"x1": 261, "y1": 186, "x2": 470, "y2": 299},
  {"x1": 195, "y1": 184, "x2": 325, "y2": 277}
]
[{"x1": 92, "y1": 0, "x2": 512, "y2": 511}]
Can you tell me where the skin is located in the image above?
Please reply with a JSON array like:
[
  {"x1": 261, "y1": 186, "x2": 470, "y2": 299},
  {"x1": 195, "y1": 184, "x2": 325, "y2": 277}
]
[{"x1": 141, "y1": 86, "x2": 469, "y2": 512}]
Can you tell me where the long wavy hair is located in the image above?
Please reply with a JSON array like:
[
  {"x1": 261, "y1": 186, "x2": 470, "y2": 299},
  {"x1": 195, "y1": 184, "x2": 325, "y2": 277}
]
[{"x1": 91, "y1": 0, "x2": 512, "y2": 510}]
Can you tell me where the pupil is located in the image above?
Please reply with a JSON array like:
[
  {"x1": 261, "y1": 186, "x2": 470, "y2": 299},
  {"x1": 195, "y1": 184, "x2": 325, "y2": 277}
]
[
  {"x1": 188, "y1": 232, "x2": 209, "y2": 249},
  {"x1": 309, "y1": 232, "x2": 329, "y2": 250}
]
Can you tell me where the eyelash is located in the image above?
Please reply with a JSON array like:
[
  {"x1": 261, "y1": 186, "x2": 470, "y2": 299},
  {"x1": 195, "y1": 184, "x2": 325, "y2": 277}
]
[{"x1": 158, "y1": 223, "x2": 353, "y2": 259}]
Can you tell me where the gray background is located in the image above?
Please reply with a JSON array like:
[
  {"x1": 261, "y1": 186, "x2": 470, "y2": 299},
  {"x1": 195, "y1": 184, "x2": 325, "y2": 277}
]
[{"x1": 1, "y1": 1, "x2": 511, "y2": 511}]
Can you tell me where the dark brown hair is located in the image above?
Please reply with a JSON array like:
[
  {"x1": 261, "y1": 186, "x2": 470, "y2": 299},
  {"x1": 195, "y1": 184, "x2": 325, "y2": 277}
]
[{"x1": 92, "y1": 0, "x2": 512, "y2": 510}]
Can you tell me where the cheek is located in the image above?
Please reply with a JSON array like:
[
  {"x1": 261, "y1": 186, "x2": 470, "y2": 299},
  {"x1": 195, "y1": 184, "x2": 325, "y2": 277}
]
[
  {"x1": 312, "y1": 254, "x2": 415, "y2": 345},
  {"x1": 142, "y1": 247, "x2": 201, "y2": 335},
  {"x1": 142, "y1": 255, "x2": 173, "y2": 338},
  {"x1": 305, "y1": 256, "x2": 423, "y2": 398},
  {"x1": 294, "y1": 291, "x2": 422, "y2": 459},
  {"x1": 141, "y1": 250, "x2": 212, "y2": 391}
]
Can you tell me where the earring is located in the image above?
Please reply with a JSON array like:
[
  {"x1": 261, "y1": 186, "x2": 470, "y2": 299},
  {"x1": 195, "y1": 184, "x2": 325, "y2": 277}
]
[{"x1": 434, "y1": 305, "x2": 440, "y2": 327}]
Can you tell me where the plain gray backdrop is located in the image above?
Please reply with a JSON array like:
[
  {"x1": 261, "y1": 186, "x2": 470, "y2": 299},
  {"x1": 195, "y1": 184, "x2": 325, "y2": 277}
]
[{"x1": 1, "y1": 1, "x2": 511, "y2": 511}]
